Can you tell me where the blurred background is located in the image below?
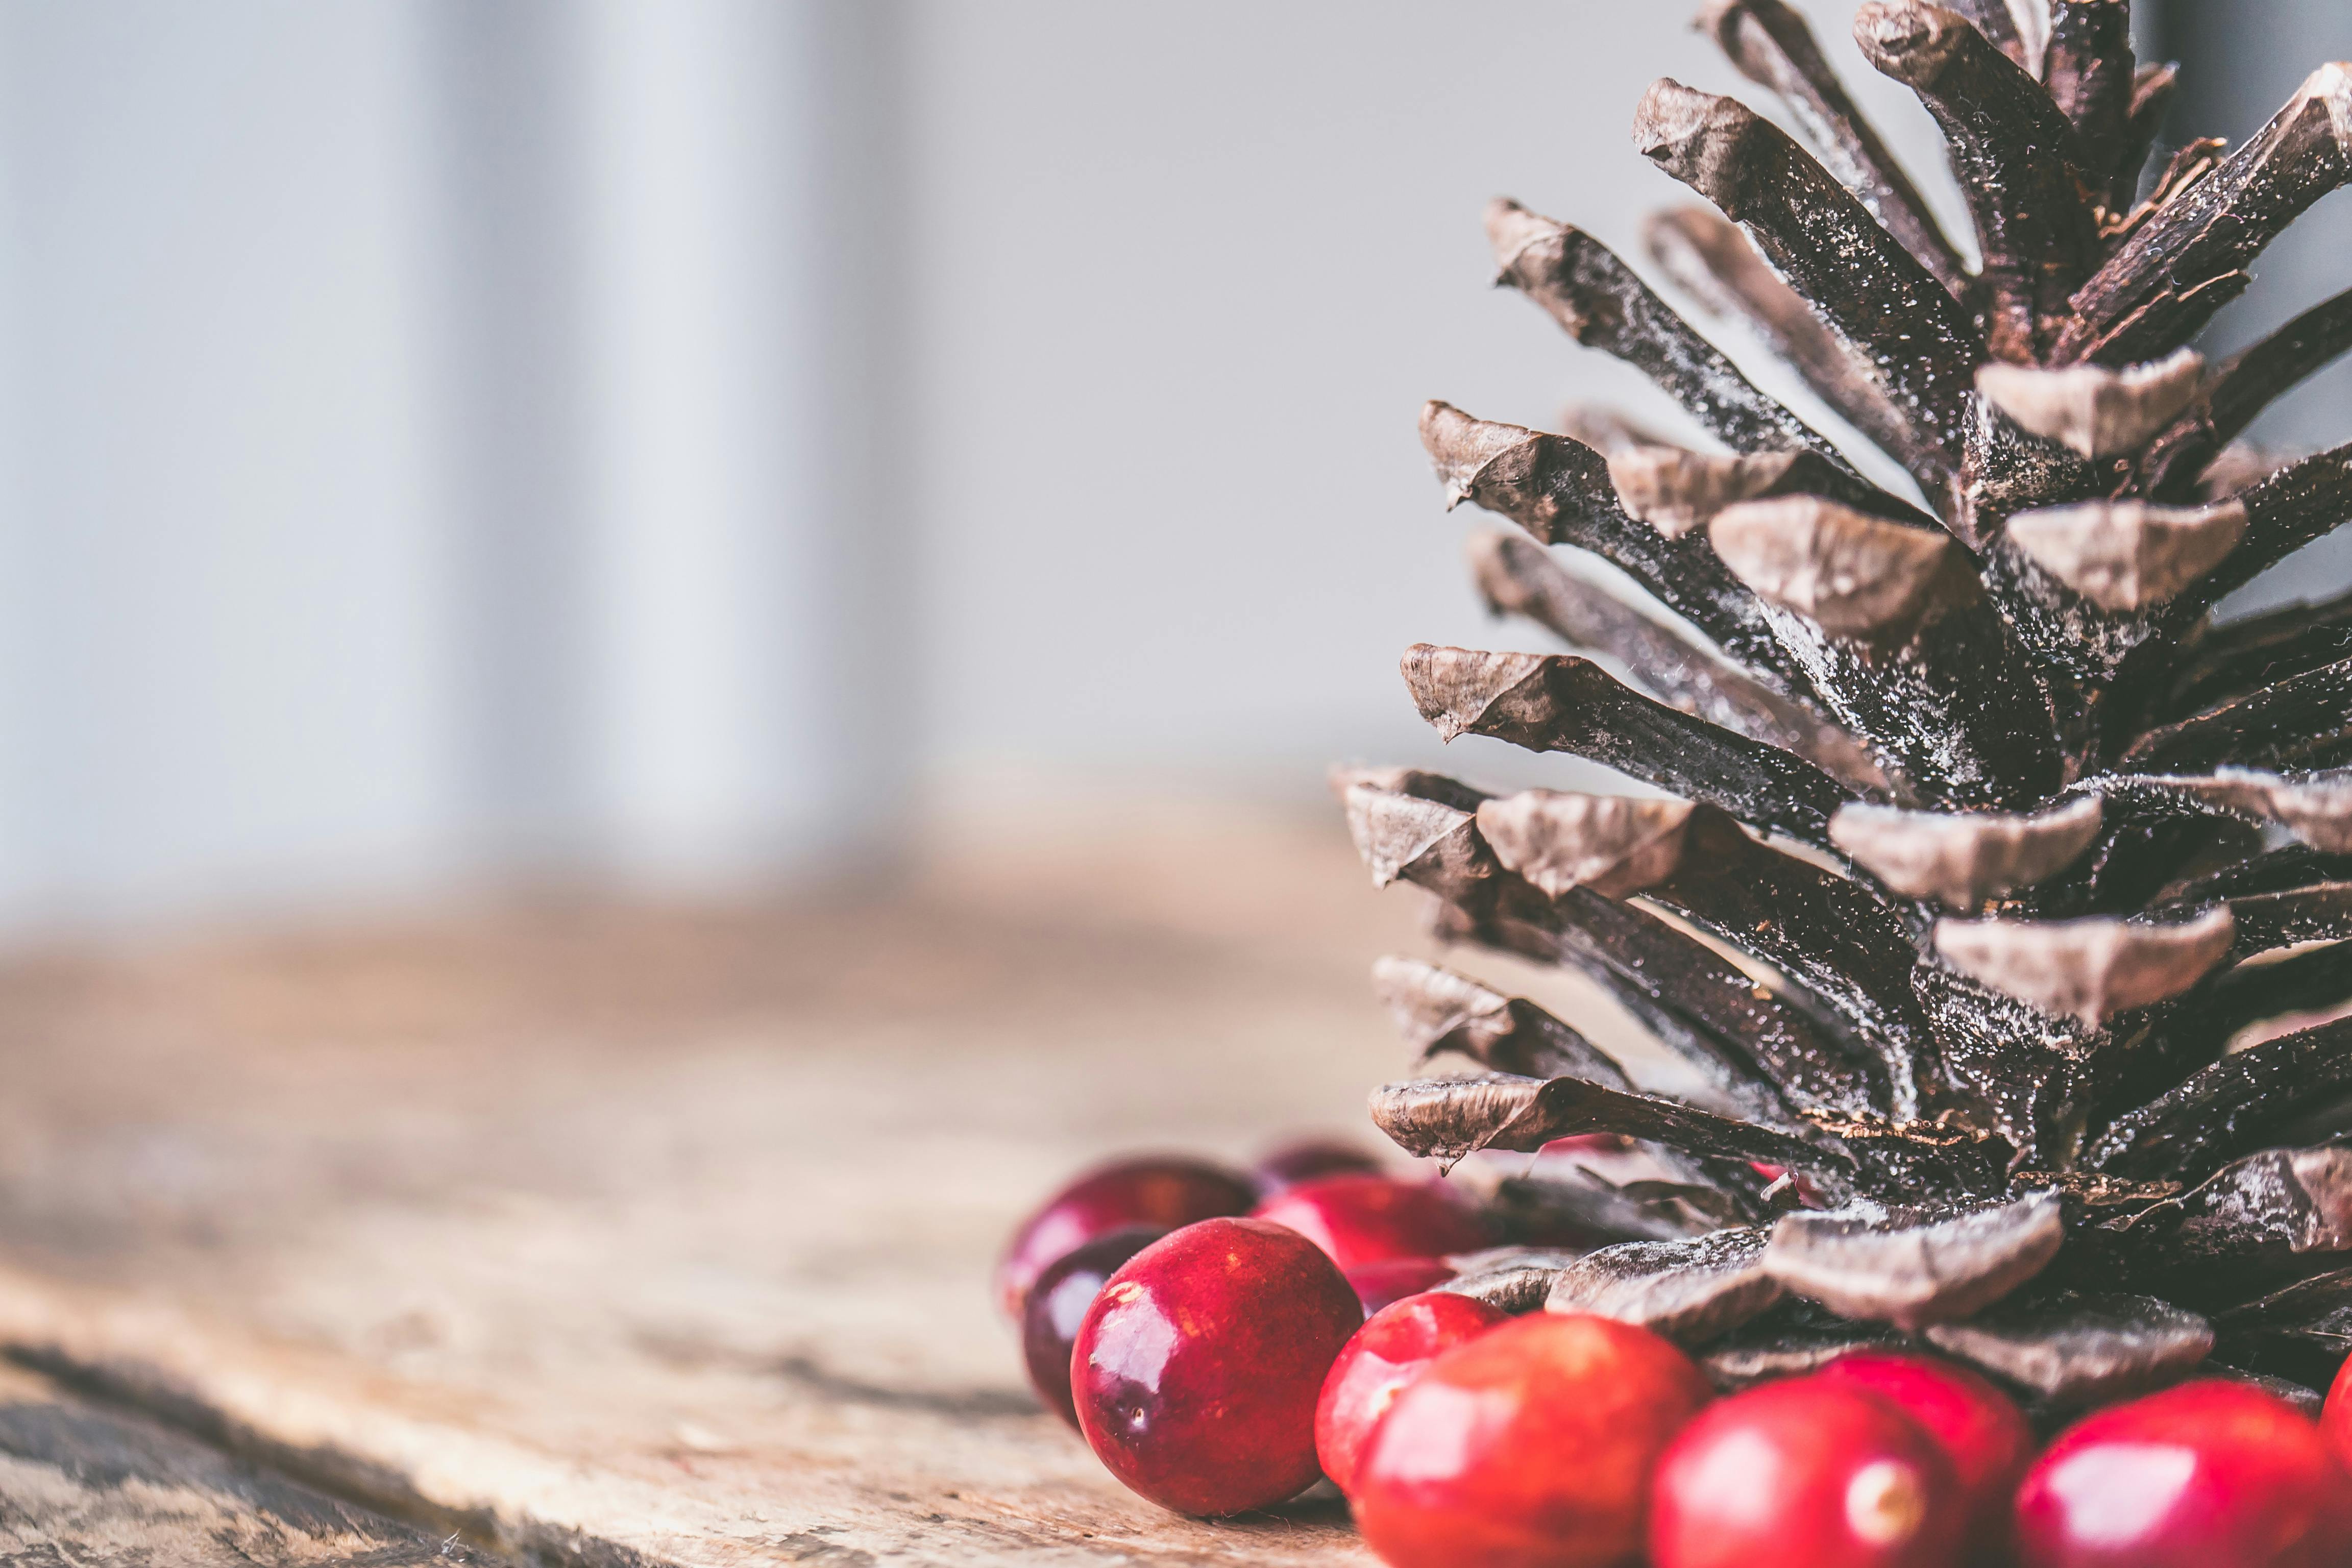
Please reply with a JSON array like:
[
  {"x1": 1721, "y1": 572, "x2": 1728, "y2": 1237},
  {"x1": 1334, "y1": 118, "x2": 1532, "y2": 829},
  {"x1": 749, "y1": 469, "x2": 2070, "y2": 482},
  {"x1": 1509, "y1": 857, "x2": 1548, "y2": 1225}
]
[{"x1": 0, "y1": 0, "x2": 2341, "y2": 928}]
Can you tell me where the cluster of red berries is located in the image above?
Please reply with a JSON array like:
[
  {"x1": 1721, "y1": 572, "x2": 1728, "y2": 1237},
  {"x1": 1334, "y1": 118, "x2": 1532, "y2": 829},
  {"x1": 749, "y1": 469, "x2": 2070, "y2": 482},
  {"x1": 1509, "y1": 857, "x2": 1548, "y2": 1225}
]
[{"x1": 1000, "y1": 1148, "x2": 2352, "y2": 1567}]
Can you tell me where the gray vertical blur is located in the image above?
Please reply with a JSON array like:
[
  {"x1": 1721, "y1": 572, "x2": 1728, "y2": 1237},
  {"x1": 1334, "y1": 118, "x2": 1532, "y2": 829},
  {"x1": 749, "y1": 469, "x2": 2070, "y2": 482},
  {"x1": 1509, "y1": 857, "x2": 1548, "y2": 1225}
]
[
  {"x1": 0, "y1": 2, "x2": 2338, "y2": 926},
  {"x1": 898, "y1": 1, "x2": 1963, "y2": 796},
  {"x1": 0, "y1": 3, "x2": 451, "y2": 919},
  {"x1": 425, "y1": 0, "x2": 909, "y2": 885},
  {"x1": 428, "y1": 0, "x2": 910, "y2": 887},
  {"x1": 0, "y1": 0, "x2": 906, "y2": 924}
]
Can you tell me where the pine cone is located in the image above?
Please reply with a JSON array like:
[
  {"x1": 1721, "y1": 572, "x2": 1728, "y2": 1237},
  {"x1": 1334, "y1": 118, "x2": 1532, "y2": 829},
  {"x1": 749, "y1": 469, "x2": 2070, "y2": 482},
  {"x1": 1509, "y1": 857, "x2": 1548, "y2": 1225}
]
[{"x1": 1347, "y1": 0, "x2": 2352, "y2": 1413}]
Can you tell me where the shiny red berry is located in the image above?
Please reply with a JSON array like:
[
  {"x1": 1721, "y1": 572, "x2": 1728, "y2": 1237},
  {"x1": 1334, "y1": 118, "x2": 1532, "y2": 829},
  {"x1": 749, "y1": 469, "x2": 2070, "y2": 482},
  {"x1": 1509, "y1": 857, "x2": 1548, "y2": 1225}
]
[
  {"x1": 1818, "y1": 1350, "x2": 2033, "y2": 1560},
  {"x1": 2324, "y1": 1354, "x2": 2352, "y2": 1474},
  {"x1": 1650, "y1": 1377, "x2": 1965, "y2": 1568},
  {"x1": 1253, "y1": 1136, "x2": 1387, "y2": 1194},
  {"x1": 1019, "y1": 1224, "x2": 1165, "y2": 1428},
  {"x1": 2015, "y1": 1379, "x2": 2352, "y2": 1568},
  {"x1": 1314, "y1": 1290, "x2": 1507, "y2": 1498},
  {"x1": 1071, "y1": 1216, "x2": 1362, "y2": 1516},
  {"x1": 1249, "y1": 1172, "x2": 1488, "y2": 1274},
  {"x1": 995, "y1": 1155, "x2": 1255, "y2": 1318},
  {"x1": 1345, "y1": 1256, "x2": 1459, "y2": 1316},
  {"x1": 1354, "y1": 1312, "x2": 1713, "y2": 1568}
]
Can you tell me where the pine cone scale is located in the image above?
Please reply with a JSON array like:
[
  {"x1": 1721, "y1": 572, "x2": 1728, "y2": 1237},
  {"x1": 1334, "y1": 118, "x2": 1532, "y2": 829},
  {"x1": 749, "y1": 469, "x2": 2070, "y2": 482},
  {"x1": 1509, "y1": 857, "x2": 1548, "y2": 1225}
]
[{"x1": 1347, "y1": 0, "x2": 2352, "y2": 1404}]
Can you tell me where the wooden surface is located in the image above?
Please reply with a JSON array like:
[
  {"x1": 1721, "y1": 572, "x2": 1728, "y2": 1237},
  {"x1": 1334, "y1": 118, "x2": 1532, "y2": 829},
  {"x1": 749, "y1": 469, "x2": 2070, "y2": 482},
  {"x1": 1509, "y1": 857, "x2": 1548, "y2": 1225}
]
[
  {"x1": 0, "y1": 1358, "x2": 473, "y2": 1565},
  {"x1": 0, "y1": 801, "x2": 1633, "y2": 1565}
]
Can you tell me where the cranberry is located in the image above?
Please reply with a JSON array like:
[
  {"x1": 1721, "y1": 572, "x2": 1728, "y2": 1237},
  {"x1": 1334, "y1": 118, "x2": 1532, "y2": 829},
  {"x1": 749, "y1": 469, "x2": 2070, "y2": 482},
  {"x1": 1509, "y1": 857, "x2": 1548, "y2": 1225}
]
[
  {"x1": 1314, "y1": 1290, "x2": 1507, "y2": 1498},
  {"x1": 1254, "y1": 1135, "x2": 1386, "y2": 1193},
  {"x1": 1650, "y1": 1377, "x2": 1965, "y2": 1568},
  {"x1": 1346, "y1": 1256, "x2": 1459, "y2": 1315},
  {"x1": 1250, "y1": 1172, "x2": 1489, "y2": 1274},
  {"x1": 2324, "y1": 1355, "x2": 2352, "y2": 1474},
  {"x1": 995, "y1": 1155, "x2": 1255, "y2": 1317},
  {"x1": 1071, "y1": 1216, "x2": 1362, "y2": 1516},
  {"x1": 1818, "y1": 1350, "x2": 2033, "y2": 1560},
  {"x1": 1354, "y1": 1312, "x2": 1713, "y2": 1568},
  {"x1": 2015, "y1": 1380, "x2": 2352, "y2": 1568},
  {"x1": 1019, "y1": 1224, "x2": 1165, "y2": 1428}
]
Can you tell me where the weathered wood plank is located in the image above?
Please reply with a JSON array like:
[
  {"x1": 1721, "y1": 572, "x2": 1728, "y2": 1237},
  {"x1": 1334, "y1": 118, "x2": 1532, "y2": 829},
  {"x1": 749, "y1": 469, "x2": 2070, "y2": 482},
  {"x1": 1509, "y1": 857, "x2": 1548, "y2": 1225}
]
[
  {"x1": 0, "y1": 808, "x2": 1612, "y2": 1564},
  {"x1": 0, "y1": 1360, "x2": 471, "y2": 1566}
]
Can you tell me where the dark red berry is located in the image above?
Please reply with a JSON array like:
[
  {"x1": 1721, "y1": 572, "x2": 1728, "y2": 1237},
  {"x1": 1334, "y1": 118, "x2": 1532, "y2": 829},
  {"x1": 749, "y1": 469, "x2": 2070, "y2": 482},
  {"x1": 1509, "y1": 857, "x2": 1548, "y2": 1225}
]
[
  {"x1": 1314, "y1": 1290, "x2": 1507, "y2": 1498},
  {"x1": 1818, "y1": 1350, "x2": 2033, "y2": 1561},
  {"x1": 2015, "y1": 1380, "x2": 2352, "y2": 1568},
  {"x1": 1345, "y1": 1256, "x2": 1458, "y2": 1316},
  {"x1": 1253, "y1": 1136, "x2": 1386, "y2": 1194},
  {"x1": 1650, "y1": 1377, "x2": 1965, "y2": 1568},
  {"x1": 1249, "y1": 1172, "x2": 1488, "y2": 1274},
  {"x1": 995, "y1": 1155, "x2": 1255, "y2": 1318},
  {"x1": 1019, "y1": 1224, "x2": 1165, "y2": 1428},
  {"x1": 1354, "y1": 1312, "x2": 1713, "y2": 1568},
  {"x1": 2324, "y1": 1354, "x2": 2352, "y2": 1475},
  {"x1": 1071, "y1": 1216, "x2": 1362, "y2": 1516}
]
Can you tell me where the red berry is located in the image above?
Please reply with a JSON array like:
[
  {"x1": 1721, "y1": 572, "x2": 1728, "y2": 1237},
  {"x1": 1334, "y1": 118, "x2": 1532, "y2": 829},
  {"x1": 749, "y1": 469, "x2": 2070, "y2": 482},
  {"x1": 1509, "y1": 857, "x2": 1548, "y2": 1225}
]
[
  {"x1": 995, "y1": 1155, "x2": 1255, "y2": 1318},
  {"x1": 1818, "y1": 1351, "x2": 2033, "y2": 1560},
  {"x1": 2015, "y1": 1379, "x2": 2352, "y2": 1568},
  {"x1": 1346, "y1": 1256, "x2": 1459, "y2": 1316},
  {"x1": 1650, "y1": 1377, "x2": 1966, "y2": 1568},
  {"x1": 1071, "y1": 1216, "x2": 1362, "y2": 1516},
  {"x1": 1254, "y1": 1136, "x2": 1387, "y2": 1193},
  {"x1": 1314, "y1": 1290, "x2": 1507, "y2": 1498},
  {"x1": 2324, "y1": 1355, "x2": 2352, "y2": 1474},
  {"x1": 1019, "y1": 1224, "x2": 1165, "y2": 1428},
  {"x1": 1354, "y1": 1313, "x2": 1713, "y2": 1568},
  {"x1": 1250, "y1": 1172, "x2": 1488, "y2": 1274}
]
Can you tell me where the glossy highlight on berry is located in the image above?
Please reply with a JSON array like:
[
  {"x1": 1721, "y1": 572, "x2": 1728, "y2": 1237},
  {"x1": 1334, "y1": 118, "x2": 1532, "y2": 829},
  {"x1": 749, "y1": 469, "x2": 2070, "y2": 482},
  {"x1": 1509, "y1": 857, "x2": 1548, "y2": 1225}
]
[
  {"x1": 1019, "y1": 1224, "x2": 1164, "y2": 1428},
  {"x1": 1817, "y1": 1350, "x2": 2033, "y2": 1559},
  {"x1": 996, "y1": 2, "x2": 2352, "y2": 1556},
  {"x1": 2014, "y1": 1380, "x2": 2352, "y2": 1568},
  {"x1": 1249, "y1": 1172, "x2": 1488, "y2": 1275},
  {"x1": 2324, "y1": 1353, "x2": 2352, "y2": 1475},
  {"x1": 1352, "y1": 1312, "x2": 1711, "y2": 1568},
  {"x1": 1313, "y1": 1289, "x2": 1506, "y2": 1499},
  {"x1": 1649, "y1": 1376, "x2": 1965, "y2": 1568},
  {"x1": 1070, "y1": 1217, "x2": 1362, "y2": 1517},
  {"x1": 995, "y1": 1155, "x2": 1255, "y2": 1318}
]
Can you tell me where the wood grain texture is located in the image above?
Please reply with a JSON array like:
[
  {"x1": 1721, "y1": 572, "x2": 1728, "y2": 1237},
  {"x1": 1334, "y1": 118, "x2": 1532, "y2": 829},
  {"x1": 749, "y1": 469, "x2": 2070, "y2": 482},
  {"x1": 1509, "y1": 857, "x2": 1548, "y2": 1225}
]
[
  {"x1": 0, "y1": 804, "x2": 1671, "y2": 1565},
  {"x1": 0, "y1": 1360, "x2": 474, "y2": 1566}
]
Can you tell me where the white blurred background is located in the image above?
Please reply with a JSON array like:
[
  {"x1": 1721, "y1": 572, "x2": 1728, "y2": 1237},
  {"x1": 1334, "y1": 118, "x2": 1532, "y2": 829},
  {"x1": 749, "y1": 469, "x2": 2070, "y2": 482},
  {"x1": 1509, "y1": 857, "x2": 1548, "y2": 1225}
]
[{"x1": 0, "y1": 0, "x2": 2340, "y2": 929}]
